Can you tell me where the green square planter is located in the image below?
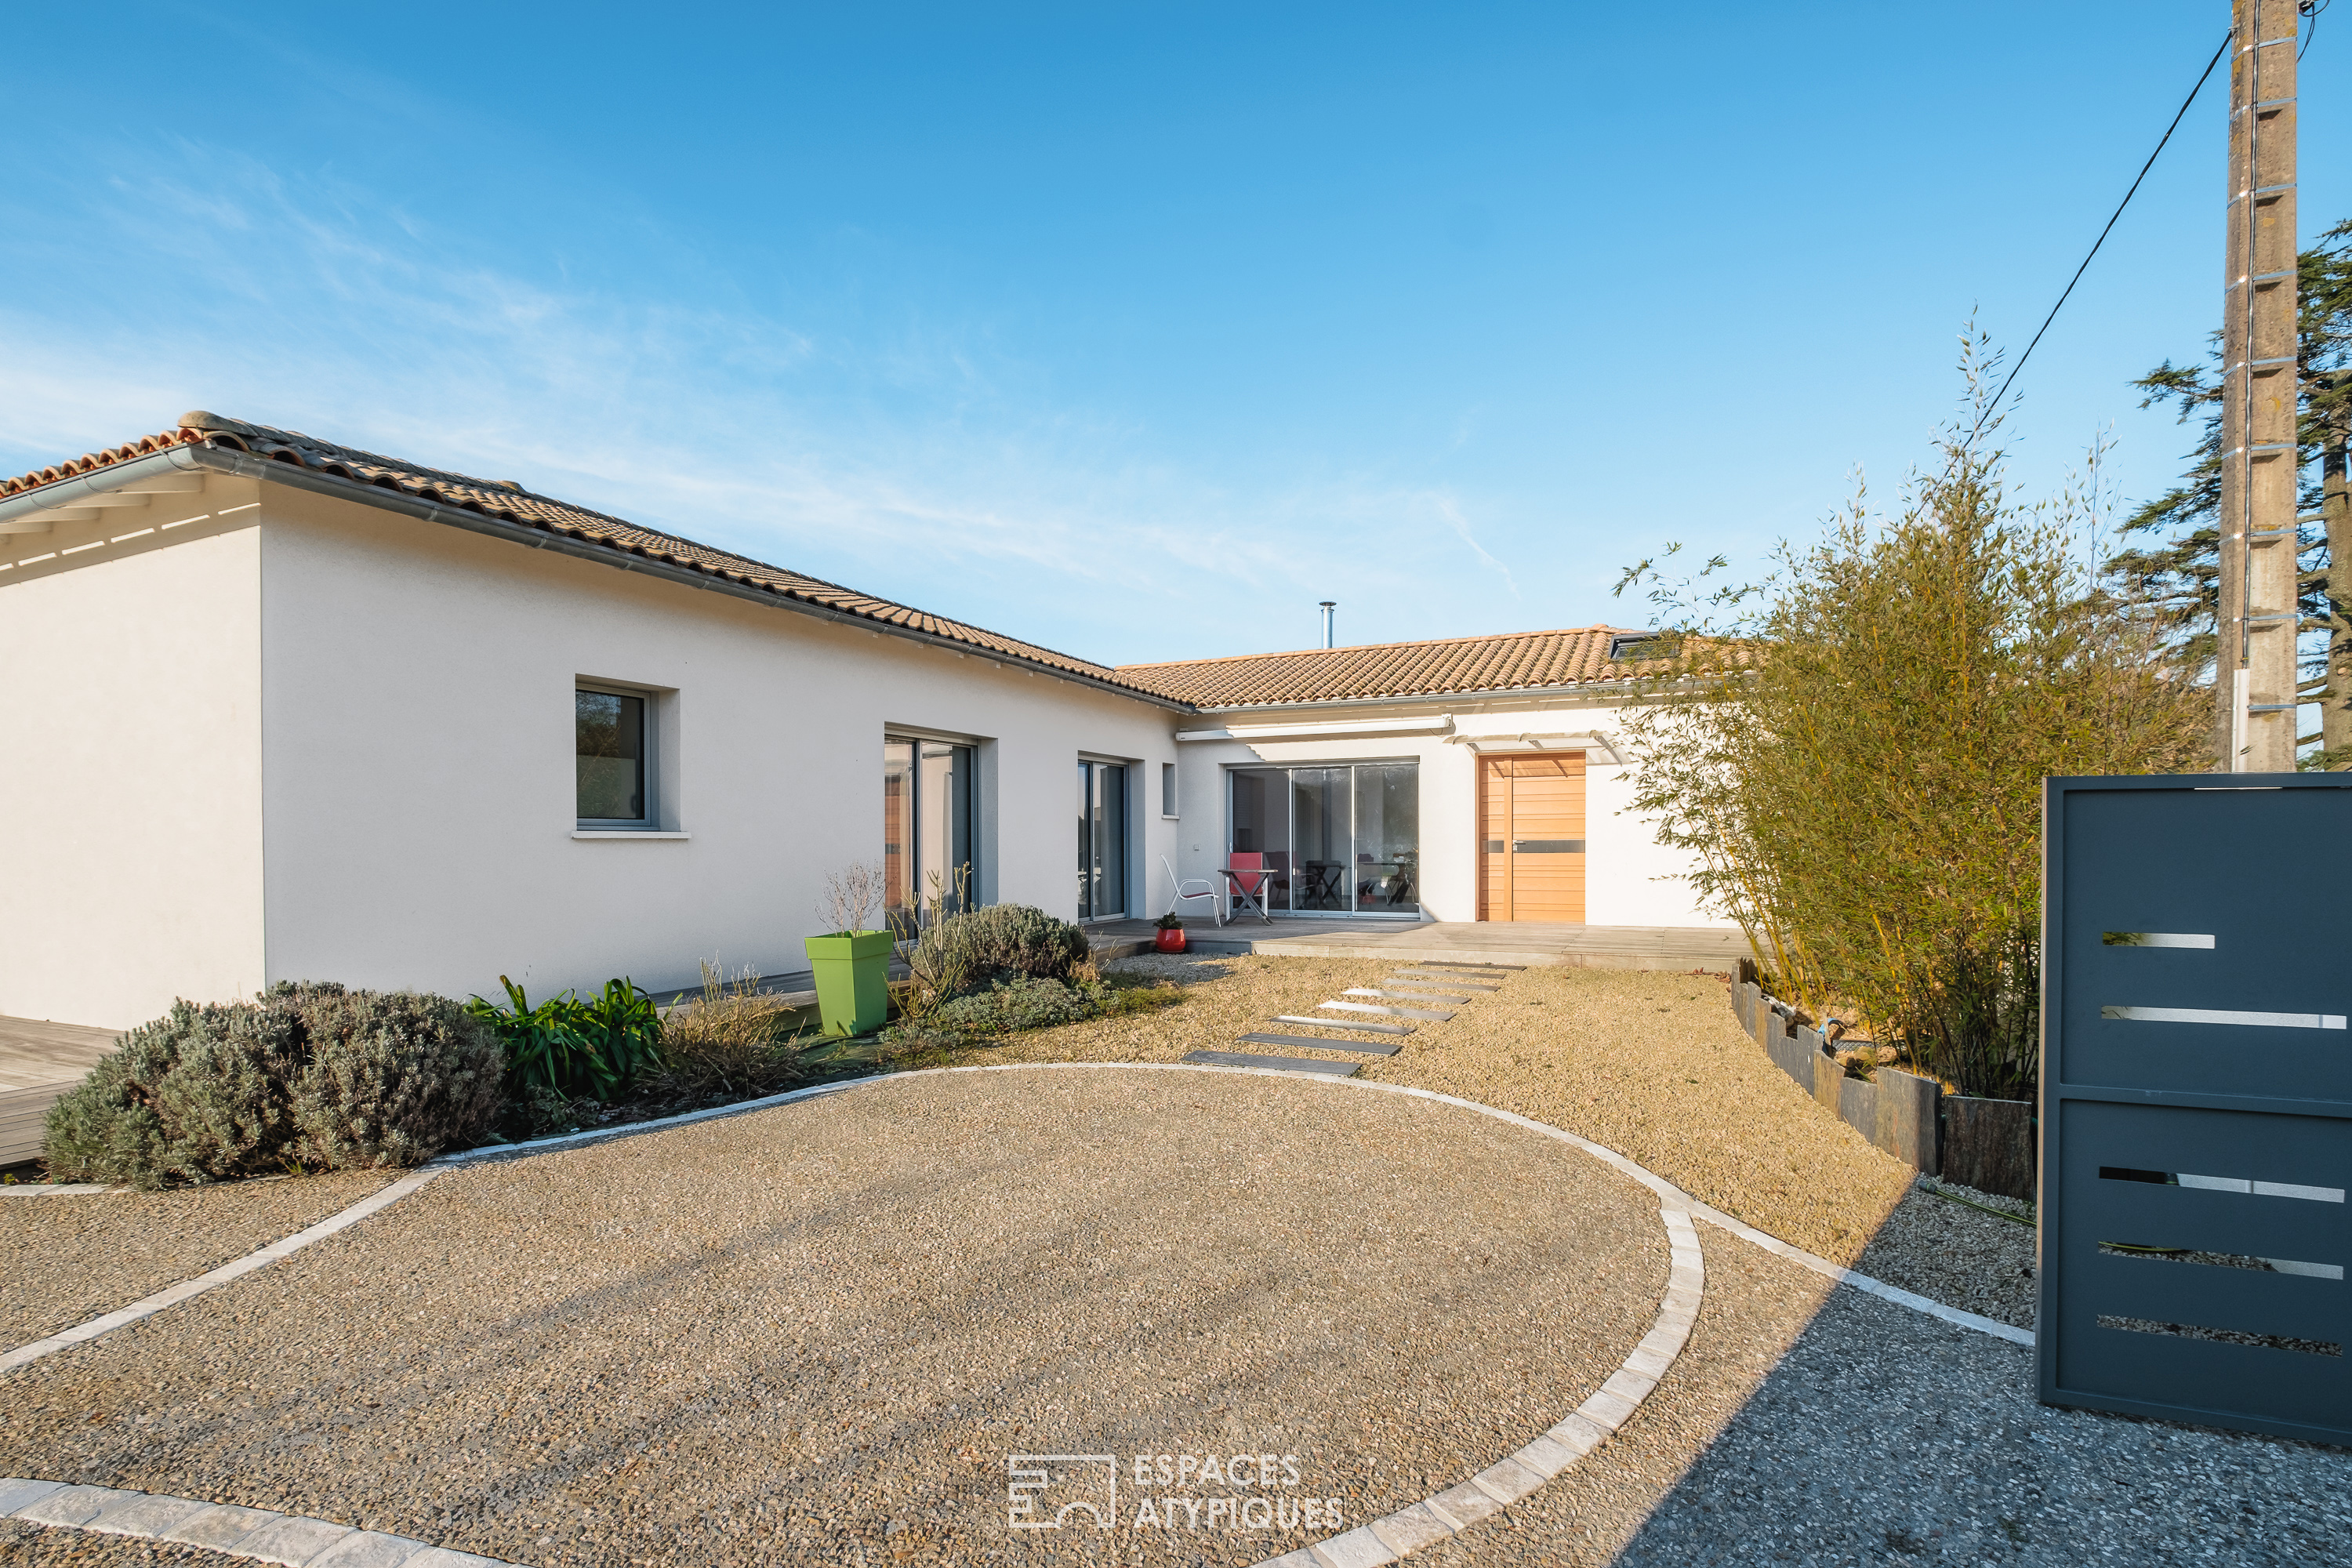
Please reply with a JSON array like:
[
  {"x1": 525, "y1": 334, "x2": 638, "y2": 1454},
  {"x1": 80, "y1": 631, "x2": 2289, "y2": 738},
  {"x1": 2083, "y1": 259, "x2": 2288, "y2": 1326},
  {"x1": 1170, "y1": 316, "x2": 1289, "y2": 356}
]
[{"x1": 805, "y1": 929, "x2": 895, "y2": 1036}]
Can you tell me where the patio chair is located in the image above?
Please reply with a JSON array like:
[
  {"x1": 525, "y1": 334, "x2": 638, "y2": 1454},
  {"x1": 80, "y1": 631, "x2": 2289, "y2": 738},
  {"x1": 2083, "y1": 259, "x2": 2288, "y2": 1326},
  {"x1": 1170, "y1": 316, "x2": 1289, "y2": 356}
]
[
  {"x1": 1221, "y1": 851, "x2": 1276, "y2": 924},
  {"x1": 1162, "y1": 855, "x2": 1225, "y2": 925}
]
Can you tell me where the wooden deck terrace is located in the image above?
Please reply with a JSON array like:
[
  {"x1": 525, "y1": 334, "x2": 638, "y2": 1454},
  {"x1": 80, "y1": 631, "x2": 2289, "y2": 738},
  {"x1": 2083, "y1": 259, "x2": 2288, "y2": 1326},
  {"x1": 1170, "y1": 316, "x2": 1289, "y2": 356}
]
[
  {"x1": 1087, "y1": 917, "x2": 1748, "y2": 972},
  {"x1": 1, "y1": 1015, "x2": 122, "y2": 1168}
]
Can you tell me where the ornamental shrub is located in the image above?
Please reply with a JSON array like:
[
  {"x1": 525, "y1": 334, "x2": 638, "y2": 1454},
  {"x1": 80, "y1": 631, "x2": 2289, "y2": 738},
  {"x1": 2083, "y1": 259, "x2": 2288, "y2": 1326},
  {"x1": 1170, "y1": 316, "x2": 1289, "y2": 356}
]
[
  {"x1": 643, "y1": 962, "x2": 805, "y2": 1102},
  {"x1": 289, "y1": 988, "x2": 504, "y2": 1168},
  {"x1": 907, "y1": 903, "x2": 1092, "y2": 1002},
  {"x1": 42, "y1": 983, "x2": 501, "y2": 1188},
  {"x1": 931, "y1": 975, "x2": 1105, "y2": 1035},
  {"x1": 1613, "y1": 339, "x2": 2209, "y2": 1098}
]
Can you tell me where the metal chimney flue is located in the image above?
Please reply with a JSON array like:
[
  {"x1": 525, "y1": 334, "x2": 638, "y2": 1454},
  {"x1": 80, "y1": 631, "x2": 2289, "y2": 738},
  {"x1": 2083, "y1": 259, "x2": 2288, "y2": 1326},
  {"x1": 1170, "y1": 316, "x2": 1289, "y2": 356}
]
[{"x1": 1319, "y1": 601, "x2": 1336, "y2": 648}]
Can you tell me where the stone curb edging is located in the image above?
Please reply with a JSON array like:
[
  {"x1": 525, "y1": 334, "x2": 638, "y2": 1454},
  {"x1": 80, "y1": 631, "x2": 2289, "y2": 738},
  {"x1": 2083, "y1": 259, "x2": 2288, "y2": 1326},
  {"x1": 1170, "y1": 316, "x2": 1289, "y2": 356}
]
[
  {"x1": 0, "y1": 1477, "x2": 523, "y2": 1566},
  {"x1": 0, "y1": 1063, "x2": 1708, "y2": 1568},
  {"x1": 0, "y1": 1167, "x2": 444, "y2": 1374},
  {"x1": 1254, "y1": 1205, "x2": 1704, "y2": 1568},
  {"x1": 0, "y1": 1183, "x2": 126, "y2": 1196},
  {"x1": 0, "y1": 1081, "x2": 873, "y2": 1372},
  {"x1": 2, "y1": 1060, "x2": 2029, "y2": 1379},
  {"x1": 0, "y1": 1060, "x2": 2027, "y2": 1568},
  {"x1": 1678, "y1": 1192, "x2": 2034, "y2": 1348}
]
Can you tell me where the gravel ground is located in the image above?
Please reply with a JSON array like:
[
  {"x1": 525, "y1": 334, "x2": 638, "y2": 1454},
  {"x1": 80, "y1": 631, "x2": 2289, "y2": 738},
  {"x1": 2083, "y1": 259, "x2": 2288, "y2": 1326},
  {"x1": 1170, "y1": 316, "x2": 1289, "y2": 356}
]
[
  {"x1": 1009, "y1": 955, "x2": 1916, "y2": 1266},
  {"x1": 0, "y1": 1171, "x2": 394, "y2": 1348},
  {"x1": 1409, "y1": 1221, "x2": 1843, "y2": 1566},
  {"x1": 1605, "y1": 1259, "x2": 2352, "y2": 1566},
  {"x1": 0, "y1": 1066, "x2": 1667, "y2": 1568},
  {"x1": 1410, "y1": 1228, "x2": 2352, "y2": 1567},
  {"x1": 1853, "y1": 1181, "x2": 2038, "y2": 1330}
]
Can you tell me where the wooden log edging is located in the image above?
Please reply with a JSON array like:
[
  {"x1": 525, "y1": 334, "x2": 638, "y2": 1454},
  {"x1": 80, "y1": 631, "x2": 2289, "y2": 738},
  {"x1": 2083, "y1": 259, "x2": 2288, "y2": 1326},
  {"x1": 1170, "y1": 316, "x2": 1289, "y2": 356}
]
[
  {"x1": 1730, "y1": 968, "x2": 2036, "y2": 1200},
  {"x1": 1730, "y1": 972, "x2": 1943, "y2": 1178}
]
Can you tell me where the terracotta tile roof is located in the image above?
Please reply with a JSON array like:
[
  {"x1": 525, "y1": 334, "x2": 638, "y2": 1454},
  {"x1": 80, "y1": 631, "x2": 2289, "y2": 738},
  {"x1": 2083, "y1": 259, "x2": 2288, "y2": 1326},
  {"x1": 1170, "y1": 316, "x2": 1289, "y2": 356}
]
[
  {"x1": 2, "y1": 412, "x2": 1171, "y2": 702},
  {"x1": 1116, "y1": 626, "x2": 1657, "y2": 708}
]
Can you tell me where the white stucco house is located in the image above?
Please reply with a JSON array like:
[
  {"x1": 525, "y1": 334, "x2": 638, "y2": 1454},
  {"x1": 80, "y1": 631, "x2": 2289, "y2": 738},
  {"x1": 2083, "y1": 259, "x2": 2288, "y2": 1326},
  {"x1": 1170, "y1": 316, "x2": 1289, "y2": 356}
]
[{"x1": 0, "y1": 412, "x2": 1730, "y2": 1029}]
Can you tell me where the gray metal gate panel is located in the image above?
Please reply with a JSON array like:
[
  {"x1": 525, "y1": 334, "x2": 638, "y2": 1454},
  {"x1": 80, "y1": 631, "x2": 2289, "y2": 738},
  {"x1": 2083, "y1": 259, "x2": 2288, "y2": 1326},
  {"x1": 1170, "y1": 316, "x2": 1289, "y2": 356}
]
[{"x1": 2041, "y1": 775, "x2": 2352, "y2": 1443}]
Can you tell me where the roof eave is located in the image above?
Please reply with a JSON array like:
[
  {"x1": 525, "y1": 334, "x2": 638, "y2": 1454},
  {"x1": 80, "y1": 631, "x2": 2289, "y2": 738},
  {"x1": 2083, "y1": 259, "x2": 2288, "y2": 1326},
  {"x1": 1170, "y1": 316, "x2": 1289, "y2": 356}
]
[
  {"x1": 5, "y1": 443, "x2": 1197, "y2": 713},
  {"x1": 1180, "y1": 677, "x2": 1657, "y2": 713}
]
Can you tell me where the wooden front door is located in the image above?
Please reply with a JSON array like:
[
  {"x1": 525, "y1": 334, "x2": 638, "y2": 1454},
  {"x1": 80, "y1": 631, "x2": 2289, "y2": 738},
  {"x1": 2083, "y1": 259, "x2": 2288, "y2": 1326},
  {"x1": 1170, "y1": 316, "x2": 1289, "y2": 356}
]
[{"x1": 1478, "y1": 754, "x2": 1586, "y2": 922}]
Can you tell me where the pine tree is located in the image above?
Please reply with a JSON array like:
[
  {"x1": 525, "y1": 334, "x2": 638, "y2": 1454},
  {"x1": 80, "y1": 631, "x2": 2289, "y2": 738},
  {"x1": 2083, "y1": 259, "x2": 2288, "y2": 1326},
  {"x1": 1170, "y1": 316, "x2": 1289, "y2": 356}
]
[{"x1": 2107, "y1": 220, "x2": 2352, "y2": 764}]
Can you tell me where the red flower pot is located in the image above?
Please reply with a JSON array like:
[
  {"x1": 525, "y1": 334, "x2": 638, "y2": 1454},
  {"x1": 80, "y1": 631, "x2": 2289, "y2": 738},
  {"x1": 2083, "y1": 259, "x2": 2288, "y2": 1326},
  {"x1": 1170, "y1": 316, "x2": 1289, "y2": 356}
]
[{"x1": 1154, "y1": 927, "x2": 1188, "y2": 953}]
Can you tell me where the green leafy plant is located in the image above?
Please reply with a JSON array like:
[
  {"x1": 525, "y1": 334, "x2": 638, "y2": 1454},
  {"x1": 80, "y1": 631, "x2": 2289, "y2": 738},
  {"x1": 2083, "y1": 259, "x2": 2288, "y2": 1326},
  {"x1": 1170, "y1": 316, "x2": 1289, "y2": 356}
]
[
  {"x1": 464, "y1": 975, "x2": 662, "y2": 1102},
  {"x1": 1152, "y1": 912, "x2": 1183, "y2": 931},
  {"x1": 580, "y1": 977, "x2": 662, "y2": 1091}
]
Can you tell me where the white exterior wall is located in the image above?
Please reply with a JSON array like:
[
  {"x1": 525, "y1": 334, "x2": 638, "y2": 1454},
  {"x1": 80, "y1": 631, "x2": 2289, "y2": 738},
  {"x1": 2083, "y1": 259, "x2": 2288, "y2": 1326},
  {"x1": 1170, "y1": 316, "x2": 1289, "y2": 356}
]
[
  {"x1": 0, "y1": 480, "x2": 269, "y2": 1027},
  {"x1": 3, "y1": 459, "x2": 1732, "y2": 1031},
  {"x1": 1169, "y1": 698, "x2": 1730, "y2": 929},
  {"x1": 255, "y1": 488, "x2": 1182, "y2": 1004}
]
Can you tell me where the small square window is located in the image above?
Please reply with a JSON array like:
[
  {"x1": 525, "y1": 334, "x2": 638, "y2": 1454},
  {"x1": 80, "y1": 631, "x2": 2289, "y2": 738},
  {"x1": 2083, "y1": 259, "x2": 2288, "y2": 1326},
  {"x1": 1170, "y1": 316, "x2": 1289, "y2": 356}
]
[{"x1": 577, "y1": 688, "x2": 648, "y2": 824}]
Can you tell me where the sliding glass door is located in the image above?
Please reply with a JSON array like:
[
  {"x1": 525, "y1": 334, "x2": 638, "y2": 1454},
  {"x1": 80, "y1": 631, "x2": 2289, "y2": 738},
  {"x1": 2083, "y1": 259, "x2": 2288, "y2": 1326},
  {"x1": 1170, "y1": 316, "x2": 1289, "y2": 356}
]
[
  {"x1": 1227, "y1": 762, "x2": 1418, "y2": 915},
  {"x1": 1290, "y1": 768, "x2": 1350, "y2": 910},
  {"x1": 1077, "y1": 760, "x2": 1128, "y2": 919},
  {"x1": 884, "y1": 736, "x2": 975, "y2": 927}
]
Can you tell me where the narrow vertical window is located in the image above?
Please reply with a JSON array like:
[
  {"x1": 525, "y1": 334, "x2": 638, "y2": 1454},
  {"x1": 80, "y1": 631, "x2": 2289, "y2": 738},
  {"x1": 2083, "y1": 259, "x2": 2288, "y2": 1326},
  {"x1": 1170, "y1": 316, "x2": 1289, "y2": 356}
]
[
  {"x1": 576, "y1": 689, "x2": 646, "y2": 823},
  {"x1": 883, "y1": 738, "x2": 914, "y2": 925},
  {"x1": 1076, "y1": 760, "x2": 1128, "y2": 918},
  {"x1": 1162, "y1": 761, "x2": 1178, "y2": 818},
  {"x1": 885, "y1": 735, "x2": 977, "y2": 927}
]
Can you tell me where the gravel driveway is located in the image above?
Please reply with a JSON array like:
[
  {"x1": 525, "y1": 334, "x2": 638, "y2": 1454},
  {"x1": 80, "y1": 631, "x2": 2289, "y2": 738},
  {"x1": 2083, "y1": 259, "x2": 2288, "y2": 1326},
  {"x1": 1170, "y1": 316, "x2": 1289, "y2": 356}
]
[
  {"x1": 0, "y1": 1065, "x2": 1668, "y2": 1568},
  {"x1": 0, "y1": 1171, "x2": 394, "y2": 1349},
  {"x1": 1009, "y1": 955, "x2": 1917, "y2": 1265}
]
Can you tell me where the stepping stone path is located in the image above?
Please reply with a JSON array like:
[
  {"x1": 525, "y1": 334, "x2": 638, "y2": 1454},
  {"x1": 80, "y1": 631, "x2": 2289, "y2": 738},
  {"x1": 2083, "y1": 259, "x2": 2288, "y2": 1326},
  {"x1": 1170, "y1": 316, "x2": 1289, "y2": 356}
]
[
  {"x1": 1181, "y1": 1049, "x2": 1361, "y2": 1076},
  {"x1": 1237, "y1": 1032, "x2": 1402, "y2": 1056},
  {"x1": 1389, "y1": 973, "x2": 1503, "y2": 992},
  {"x1": 1184, "y1": 961, "x2": 1525, "y2": 1077},
  {"x1": 1270, "y1": 1014, "x2": 1413, "y2": 1035},
  {"x1": 1320, "y1": 1000, "x2": 1456, "y2": 1021}
]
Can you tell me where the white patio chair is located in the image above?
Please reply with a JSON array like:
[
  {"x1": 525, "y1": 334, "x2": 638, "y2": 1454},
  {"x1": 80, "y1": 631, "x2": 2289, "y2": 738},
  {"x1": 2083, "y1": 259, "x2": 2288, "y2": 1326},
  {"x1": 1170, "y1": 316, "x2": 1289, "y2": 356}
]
[{"x1": 1163, "y1": 855, "x2": 1225, "y2": 925}]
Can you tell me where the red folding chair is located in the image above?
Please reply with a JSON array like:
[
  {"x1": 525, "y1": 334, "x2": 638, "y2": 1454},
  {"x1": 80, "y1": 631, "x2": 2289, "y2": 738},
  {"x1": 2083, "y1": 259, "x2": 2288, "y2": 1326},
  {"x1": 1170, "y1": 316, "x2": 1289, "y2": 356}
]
[{"x1": 1220, "y1": 851, "x2": 1276, "y2": 924}]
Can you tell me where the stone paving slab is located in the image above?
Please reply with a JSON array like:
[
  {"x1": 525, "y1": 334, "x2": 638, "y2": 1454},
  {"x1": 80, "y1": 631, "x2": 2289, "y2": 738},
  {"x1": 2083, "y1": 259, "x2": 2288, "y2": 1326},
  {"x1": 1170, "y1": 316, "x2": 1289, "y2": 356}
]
[
  {"x1": 1236, "y1": 1033, "x2": 1402, "y2": 1056},
  {"x1": 0, "y1": 1479, "x2": 526, "y2": 1567},
  {"x1": 1183, "y1": 1049, "x2": 1362, "y2": 1076},
  {"x1": 1272, "y1": 1014, "x2": 1414, "y2": 1035},
  {"x1": 1319, "y1": 1000, "x2": 1454, "y2": 1021}
]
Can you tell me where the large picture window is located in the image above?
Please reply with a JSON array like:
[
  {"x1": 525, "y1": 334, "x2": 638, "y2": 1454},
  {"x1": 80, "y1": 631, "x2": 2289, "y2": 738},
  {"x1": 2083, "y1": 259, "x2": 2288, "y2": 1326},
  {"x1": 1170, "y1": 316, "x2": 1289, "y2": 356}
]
[
  {"x1": 576, "y1": 687, "x2": 648, "y2": 826},
  {"x1": 1228, "y1": 761, "x2": 1417, "y2": 914},
  {"x1": 885, "y1": 736, "x2": 975, "y2": 926}
]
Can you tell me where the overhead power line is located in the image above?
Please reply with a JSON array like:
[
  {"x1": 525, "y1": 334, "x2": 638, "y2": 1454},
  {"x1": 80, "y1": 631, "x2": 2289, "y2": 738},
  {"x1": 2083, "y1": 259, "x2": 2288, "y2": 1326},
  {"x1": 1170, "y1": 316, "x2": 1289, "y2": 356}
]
[{"x1": 1963, "y1": 29, "x2": 2234, "y2": 452}]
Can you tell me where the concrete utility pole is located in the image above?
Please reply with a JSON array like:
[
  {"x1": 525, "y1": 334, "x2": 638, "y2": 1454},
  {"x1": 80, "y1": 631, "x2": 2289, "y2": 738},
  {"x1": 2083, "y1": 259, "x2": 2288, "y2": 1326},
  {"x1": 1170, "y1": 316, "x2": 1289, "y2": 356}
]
[{"x1": 2216, "y1": 0, "x2": 2300, "y2": 771}]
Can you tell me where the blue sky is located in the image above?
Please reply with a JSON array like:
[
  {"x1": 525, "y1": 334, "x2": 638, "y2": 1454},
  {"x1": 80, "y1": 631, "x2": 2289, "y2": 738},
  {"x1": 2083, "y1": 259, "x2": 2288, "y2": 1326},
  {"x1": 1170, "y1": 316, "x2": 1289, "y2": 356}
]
[{"x1": 2, "y1": 3, "x2": 2339, "y2": 665}]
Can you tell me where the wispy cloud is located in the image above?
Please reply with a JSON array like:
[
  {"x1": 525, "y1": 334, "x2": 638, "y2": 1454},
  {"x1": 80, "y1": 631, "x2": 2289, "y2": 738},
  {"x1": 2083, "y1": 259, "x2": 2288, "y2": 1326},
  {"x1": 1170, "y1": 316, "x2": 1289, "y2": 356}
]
[
  {"x1": 1431, "y1": 494, "x2": 1518, "y2": 597},
  {"x1": 0, "y1": 144, "x2": 1525, "y2": 660}
]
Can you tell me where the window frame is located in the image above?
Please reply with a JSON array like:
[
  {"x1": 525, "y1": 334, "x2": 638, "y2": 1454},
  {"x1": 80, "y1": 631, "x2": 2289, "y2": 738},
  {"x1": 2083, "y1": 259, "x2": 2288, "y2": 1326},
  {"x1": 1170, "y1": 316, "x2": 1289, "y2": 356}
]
[
  {"x1": 575, "y1": 681, "x2": 659, "y2": 831},
  {"x1": 884, "y1": 727, "x2": 982, "y2": 924}
]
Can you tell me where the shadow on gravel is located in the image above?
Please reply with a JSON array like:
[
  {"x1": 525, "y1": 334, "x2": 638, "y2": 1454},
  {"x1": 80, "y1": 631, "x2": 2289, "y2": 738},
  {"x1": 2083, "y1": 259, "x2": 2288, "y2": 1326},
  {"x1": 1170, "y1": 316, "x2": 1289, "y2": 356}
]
[{"x1": 1605, "y1": 1280, "x2": 2352, "y2": 1568}]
